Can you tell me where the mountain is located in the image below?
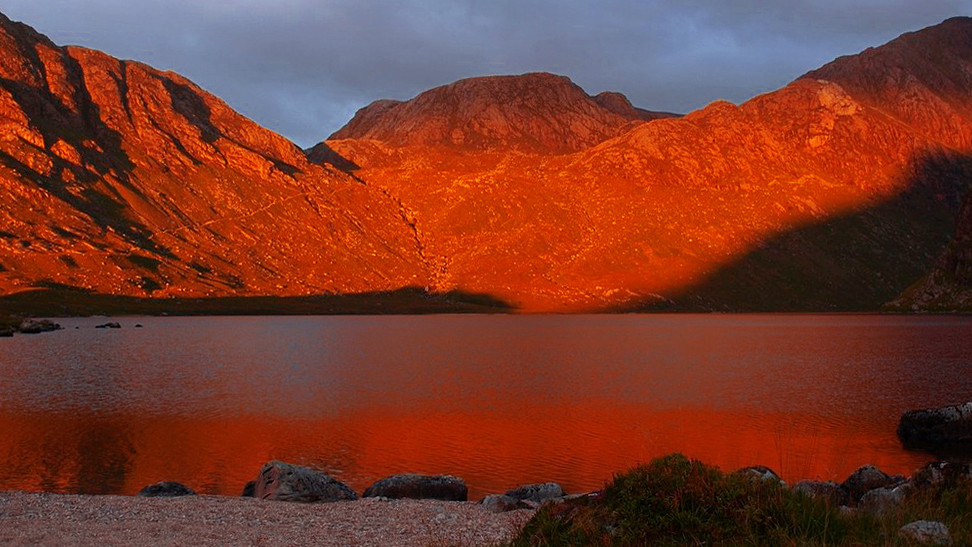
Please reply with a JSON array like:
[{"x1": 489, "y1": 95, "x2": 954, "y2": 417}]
[
  {"x1": 322, "y1": 18, "x2": 972, "y2": 311},
  {"x1": 2, "y1": 12, "x2": 972, "y2": 313},
  {"x1": 329, "y1": 72, "x2": 677, "y2": 154},
  {"x1": 0, "y1": 12, "x2": 429, "y2": 306}
]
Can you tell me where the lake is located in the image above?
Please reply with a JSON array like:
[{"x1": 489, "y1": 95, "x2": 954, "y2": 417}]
[{"x1": 0, "y1": 314, "x2": 969, "y2": 499}]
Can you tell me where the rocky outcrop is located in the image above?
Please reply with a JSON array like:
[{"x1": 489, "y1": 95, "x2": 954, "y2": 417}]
[
  {"x1": 803, "y1": 17, "x2": 972, "y2": 152},
  {"x1": 137, "y1": 481, "x2": 196, "y2": 497},
  {"x1": 888, "y1": 190, "x2": 972, "y2": 311},
  {"x1": 363, "y1": 474, "x2": 467, "y2": 501},
  {"x1": 17, "y1": 318, "x2": 60, "y2": 334},
  {"x1": 250, "y1": 461, "x2": 357, "y2": 503},
  {"x1": 898, "y1": 402, "x2": 972, "y2": 448},
  {"x1": 95, "y1": 322, "x2": 121, "y2": 329}
]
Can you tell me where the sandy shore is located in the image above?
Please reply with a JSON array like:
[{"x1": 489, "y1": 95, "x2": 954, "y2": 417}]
[{"x1": 0, "y1": 491, "x2": 534, "y2": 546}]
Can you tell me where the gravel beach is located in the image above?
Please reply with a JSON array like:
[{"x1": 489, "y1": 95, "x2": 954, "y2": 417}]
[{"x1": 0, "y1": 492, "x2": 534, "y2": 546}]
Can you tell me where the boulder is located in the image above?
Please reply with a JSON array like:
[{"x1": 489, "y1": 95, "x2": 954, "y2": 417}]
[
  {"x1": 734, "y1": 465, "x2": 785, "y2": 487},
  {"x1": 505, "y1": 482, "x2": 565, "y2": 503},
  {"x1": 363, "y1": 474, "x2": 467, "y2": 501},
  {"x1": 251, "y1": 461, "x2": 357, "y2": 503},
  {"x1": 241, "y1": 481, "x2": 256, "y2": 497},
  {"x1": 859, "y1": 486, "x2": 906, "y2": 514},
  {"x1": 792, "y1": 480, "x2": 848, "y2": 506},
  {"x1": 911, "y1": 461, "x2": 972, "y2": 488},
  {"x1": 898, "y1": 520, "x2": 953, "y2": 545},
  {"x1": 0, "y1": 326, "x2": 13, "y2": 337},
  {"x1": 898, "y1": 402, "x2": 972, "y2": 448},
  {"x1": 841, "y1": 464, "x2": 892, "y2": 504},
  {"x1": 137, "y1": 481, "x2": 197, "y2": 497},
  {"x1": 95, "y1": 322, "x2": 122, "y2": 329},
  {"x1": 18, "y1": 318, "x2": 61, "y2": 334},
  {"x1": 481, "y1": 494, "x2": 531, "y2": 513}
]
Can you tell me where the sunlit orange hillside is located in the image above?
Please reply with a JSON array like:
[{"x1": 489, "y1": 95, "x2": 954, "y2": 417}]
[
  {"x1": 1, "y1": 12, "x2": 971, "y2": 313},
  {"x1": 0, "y1": 13, "x2": 425, "y2": 302},
  {"x1": 326, "y1": 17, "x2": 972, "y2": 312}
]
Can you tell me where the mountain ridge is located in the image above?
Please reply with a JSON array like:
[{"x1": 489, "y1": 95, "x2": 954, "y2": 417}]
[
  {"x1": 1, "y1": 12, "x2": 971, "y2": 312},
  {"x1": 0, "y1": 11, "x2": 428, "y2": 301},
  {"x1": 328, "y1": 72, "x2": 678, "y2": 154},
  {"x1": 324, "y1": 18, "x2": 972, "y2": 311}
]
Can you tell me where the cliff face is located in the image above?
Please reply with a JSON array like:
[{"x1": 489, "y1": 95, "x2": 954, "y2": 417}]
[
  {"x1": 0, "y1": 13, "x2": 426, "y2": 300},
  {"x1": 324, "y1": 18, "x2": 972, "y2": 311}
]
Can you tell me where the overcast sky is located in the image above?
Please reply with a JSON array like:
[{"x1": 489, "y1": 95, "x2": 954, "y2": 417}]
[{"x1": 3, "y1": 1, "x2": 970, "y2": 147}]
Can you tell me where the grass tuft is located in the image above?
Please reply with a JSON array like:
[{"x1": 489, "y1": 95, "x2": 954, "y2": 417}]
[{"x1": 509, "y1": 454, "x2": 972, "y2": 546}]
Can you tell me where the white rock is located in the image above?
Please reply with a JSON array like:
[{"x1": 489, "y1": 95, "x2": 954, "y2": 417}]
[{"x1": 898, "y1": 520, "x2": 952, "y2": 545}]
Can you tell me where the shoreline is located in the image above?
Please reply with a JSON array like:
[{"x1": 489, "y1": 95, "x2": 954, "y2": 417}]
[
  {"x1": 0, "y1": 491, "x2": 534, "y2": 546},
  {"x1": 4, "y1": 287, "x2": 972, "y2": 317},
  {"x1": 3, "y1": 454, "x2": 970, "y2": 546}
]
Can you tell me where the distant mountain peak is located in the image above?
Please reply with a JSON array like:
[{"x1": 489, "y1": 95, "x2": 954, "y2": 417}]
[{"x1": 328, "y1": 72, "x2": 676, "y2": 154}]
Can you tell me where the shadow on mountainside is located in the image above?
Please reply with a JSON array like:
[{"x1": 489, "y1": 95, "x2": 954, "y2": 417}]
[
  {"x1": 304, "y1": 141, "x2": 360, "y2": 173},
  {"x1": 0, "y1": 67, "x2": 173, "y2": 257},
  {"x1": 616, "y1": 152, "x2": 972, "y2": 313},
  {"x1": 160, "y1": 79, "x2": 301, "y2": 176},
  {"x1": 0, "y1": 286, "x2": 513, "y2": 317}
]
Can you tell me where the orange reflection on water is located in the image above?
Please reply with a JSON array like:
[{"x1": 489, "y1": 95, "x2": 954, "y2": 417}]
[
  {"x1": 0, "y1": 404, "x2": 933, "y2": 499},
  {"x1": 0, "y1": 315, "x2": 967, "y2": 499}
]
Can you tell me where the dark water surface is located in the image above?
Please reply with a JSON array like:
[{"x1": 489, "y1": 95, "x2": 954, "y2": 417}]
[{"x1": 0, "y1": 314, "x2": 969, "y2": 499}]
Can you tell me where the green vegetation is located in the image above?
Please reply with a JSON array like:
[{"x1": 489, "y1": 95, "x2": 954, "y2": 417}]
[{"x1": 509, "y1": 454, "x2": 972, "y2": 546}]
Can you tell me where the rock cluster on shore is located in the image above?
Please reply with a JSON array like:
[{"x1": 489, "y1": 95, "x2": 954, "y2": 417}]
[
  {"x1": 0, "y1": 318, "x2": 145, "y2": 336},
  {"x1": 363, "y1": 473, "x2": 467, "y2": 501},
  {"x1": 138, "y1": 455, "x2": 970, "y2": 526},
  {"x1": 2, "y1": 318, "x2": 61, "y2": 335},
  {"x1": 129, "y1": 456, "x2": 967, "y2": 544},
  {"x1": 899, "y1": 401, "x2": 972, "y2": 448},
  {"x1": 139, "y1": 459, "x2": 582, "y2": 516}
]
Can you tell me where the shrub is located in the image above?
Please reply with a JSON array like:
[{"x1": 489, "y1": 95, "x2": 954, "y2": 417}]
[{"x1": 513, "y1": 454, "x2": 845, "y2": 545}]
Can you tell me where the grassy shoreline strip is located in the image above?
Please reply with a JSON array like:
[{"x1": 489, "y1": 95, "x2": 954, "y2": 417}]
[{"x1": 510, "y1": 454, "x2": 970, "y2": 546}]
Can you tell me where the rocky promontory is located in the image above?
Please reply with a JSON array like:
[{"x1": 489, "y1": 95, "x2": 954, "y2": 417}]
[
  {"x1": 899, "y1": 401, "x2": 972, "y2": 448},
  {"x1": 0, "y1": 317, "x2": 61, "y2": 336}
]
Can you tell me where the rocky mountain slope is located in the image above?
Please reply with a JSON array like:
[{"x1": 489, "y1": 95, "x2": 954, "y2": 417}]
[
  {"x1": 0, "y1": 12, "x2": 428, "y2": 304},
  {"x1": 2, "y1": 12, "x2": 971, "y2": 313},
  {"x1": 329, "y1": 72, "x2": 676, "y2": 154},
  {"x1": 888, "y1": 190, "x2": 972, "y2": 311},
  {"x1": 323, "y1": 17, "x2": 972, "y2": 311}
]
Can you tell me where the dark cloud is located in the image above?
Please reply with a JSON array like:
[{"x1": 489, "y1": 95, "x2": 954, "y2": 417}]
[{"x1": 3, "y1": 0, "x2": 970, "y2": 146}]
